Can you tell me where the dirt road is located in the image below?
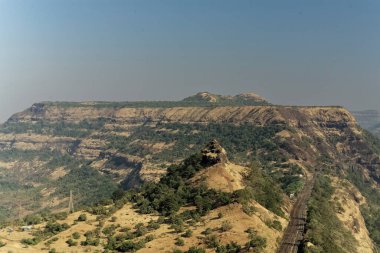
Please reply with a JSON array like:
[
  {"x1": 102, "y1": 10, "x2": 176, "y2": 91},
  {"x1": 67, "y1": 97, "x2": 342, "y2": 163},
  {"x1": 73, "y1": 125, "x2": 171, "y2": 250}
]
[{"x1": 277, "y1": 173, "x2": 315, "y2": 253}]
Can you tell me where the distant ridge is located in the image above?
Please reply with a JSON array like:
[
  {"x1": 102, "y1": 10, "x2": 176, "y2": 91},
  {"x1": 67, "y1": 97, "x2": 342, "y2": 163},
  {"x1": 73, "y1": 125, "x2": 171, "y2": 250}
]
[
  {"x1": 19, "y1": 91, "x2": 270, "y2": 111},
  {"x1": 352, "y1": 110, "x2": 380, "y2": 137},
  {"x1": 182, "y1": 91, "x2": 269, "y2": 105}
]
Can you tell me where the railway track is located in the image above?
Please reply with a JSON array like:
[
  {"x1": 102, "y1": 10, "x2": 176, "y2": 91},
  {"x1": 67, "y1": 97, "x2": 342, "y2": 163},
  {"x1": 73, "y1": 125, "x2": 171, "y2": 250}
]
[{"x1": 277, "y1": 173, "x2": 315, "y2": 253}]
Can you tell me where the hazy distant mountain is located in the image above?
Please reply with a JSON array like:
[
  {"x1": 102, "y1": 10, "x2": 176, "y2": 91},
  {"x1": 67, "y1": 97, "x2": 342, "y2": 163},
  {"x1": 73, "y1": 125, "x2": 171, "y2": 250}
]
[
  {"x1": 352, "y1": 110, "x2": 380, "y2": 137},
  {"x1": 182, "y1": 91, "x2": 269, "y2": 105}
]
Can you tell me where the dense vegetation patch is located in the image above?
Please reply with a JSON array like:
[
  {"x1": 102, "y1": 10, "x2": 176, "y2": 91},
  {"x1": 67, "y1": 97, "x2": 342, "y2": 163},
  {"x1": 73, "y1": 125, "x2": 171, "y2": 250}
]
[
  {"x1": 127, "y1": 151, "x2": 286, "y2": 219},
  {"x1": 269, "y1": 163, "x2": 305, "y2": 196},
  {"x1": 235, "y1": 163, "x2": 285, "y2": 217},
  {"x1": 132, "y1": 153, "x2": 233, "y2": 216},
  {"x1": 54, "y1": 166, "x2": 118, "y2": 207},
  {"x1": 302, "y1": 175, "x2": 357, "y2": 253},
  {"x1": 0, "y1": 118, "x2": 107, "y2": 138},
  {"x1": 42, "y1": 98, "x2": 270, "y2": 109},
  {"x1": 107, "y1": 123, "x2": 284, "y2": 162},
  {"x1": 0, "y1": 174, "x2": 44, "y2": 221},
  {"x1": 0, "y1": 149, "x2": 53, "y2": 162}
]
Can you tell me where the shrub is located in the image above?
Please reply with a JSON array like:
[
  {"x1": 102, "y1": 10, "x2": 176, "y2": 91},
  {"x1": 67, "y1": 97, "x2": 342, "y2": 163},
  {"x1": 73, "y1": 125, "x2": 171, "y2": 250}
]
[
  {"x1": 119, "y1": 227, "x2": 131, "y2": 232},
  {"x1": 157, "y1": 216, "x2": 166, "y2": 224},
  {"x1": 217, "y1": 212, "x2": 223, "y2": 219},
  {"x1": 103, "y1": 224, "x2": 118, "y2": 236},
  {"x1": 97, "y1": 220, "x2": 105, "y2": 227},
  {"x1": 99, "y1": 198, "x2": 114, "y2": 206},
  {"x1": 147, "y1": 220, "x2": 160, "y2": 230},
  {"x1": 24, "y1": 214, "x2": 42, "y2": 225},
  {"x1": 245, "y1": 227, "x2": 255, "y2": 235},
  {"x1": 134, "y1": 225, "x2": 148, "y2": 237},
  {"x1": 187, "y1": 247, "x2": 206, "y2": 253},
  {"x1": 66, "y1": 238, "x2": 78, "y2": 247},
  {"x1": 21, "y1": 237, "x2": 40, "y2": 246},
  {"x1": 204, "y1": 234, "x2": 219, "y2": 248},
  {"x1": 80, "y1": 238, "x2": 99, "y2": 246},
  {"x1": 134, "y1": 223, "x2": 144, "y2": 229},
  {"x1": 245, "y1": 236, "x2": 267, "y2": 251},
  {"x1": 81, "y1": 229, "x2": 100, "y2": 246},
  {"x1": 202, "y1": 228, "x2": 213, "y2": 235},
  {"x1": 182, "y1": 229, "x2": 193, "y2": 238},
  {"x1": 77, "y1": 214, "x2": 87, "y2": 222},
  {"x1": 72, "y1": 232, "x2": 80, "y2": 240},
  {"x1": 216, "y1": 242, "x2": 241, "y2": 253},
  {"x1": 145, "y1": 234, "x2": 155, "y2": 242},
  {"x1": 52, "y1": 212, "x2": 68, "y2": 221},
  {"x1": 0, "y1": 241, "x2": 5, "y2": 247},
  {"x1": 45, "y1": 237, "x2": 58, "y2": 246},
  {"x1": 242, "y1": 204, "x2": 256, "y2": 216},
  {"x1": 271, "y1": 220, "x2": 282, "y2": 231},
  {"x1": 90, "y1": 206, "x2": 108, "y2": 215},
  {"x1": 220, "y1": 221, "x2": 232, "y2": 232},
  {"x1": 44, "y1": 222, "x2": 70, "y2": 235},
  {"x1": 171, "y1": 224, "x2": 185, "y2": 233},
  {"x1": 245, "y1": 227, "x2": 267, "y2": 250},
  {"x1": 48, "y1": 249, "x2": 57, "y2": 253},
  {"x1": 117, "y1": 240, "x2": 145, "y2": 252},
  {"x1": 175, "y1": 237, "x2": 185, "y2": 246}
]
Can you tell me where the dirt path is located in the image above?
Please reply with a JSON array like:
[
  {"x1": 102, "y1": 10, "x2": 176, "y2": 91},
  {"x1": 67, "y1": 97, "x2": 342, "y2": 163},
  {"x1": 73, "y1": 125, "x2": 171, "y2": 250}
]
[{"x1": 277, "y1": 172, "x2": 315, "y2": 253}]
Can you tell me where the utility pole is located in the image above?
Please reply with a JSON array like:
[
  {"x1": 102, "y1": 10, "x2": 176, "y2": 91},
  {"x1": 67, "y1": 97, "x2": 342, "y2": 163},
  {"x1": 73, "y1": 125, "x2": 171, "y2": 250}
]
[
  {"x1": 18, "y1": 201, "x2": 22, "y2": 220},
  {"x1": 68, "y1": 190, "x2": 74, "y2": 213}
]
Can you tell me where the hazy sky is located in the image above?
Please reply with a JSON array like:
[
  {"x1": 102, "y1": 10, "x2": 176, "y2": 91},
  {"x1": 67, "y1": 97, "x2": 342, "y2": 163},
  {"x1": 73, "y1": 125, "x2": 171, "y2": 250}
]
[{"x1": 1, "y1": 0, "x2": 379, "y2": 122}]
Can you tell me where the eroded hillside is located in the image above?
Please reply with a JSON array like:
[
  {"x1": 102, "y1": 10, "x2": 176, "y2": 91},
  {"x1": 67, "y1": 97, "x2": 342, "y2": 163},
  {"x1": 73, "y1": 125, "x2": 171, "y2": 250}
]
[
  {"x1": 0, "y1": 140, "x2": 289, "y2": 252},
  {"x1": 0, "y1": 93, "x2": 380, "y2": 252}
]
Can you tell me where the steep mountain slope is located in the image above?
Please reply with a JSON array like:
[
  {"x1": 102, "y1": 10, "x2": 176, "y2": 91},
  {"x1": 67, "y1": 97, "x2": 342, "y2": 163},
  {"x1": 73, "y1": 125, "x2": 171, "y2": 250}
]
[
  {"x1": 0, "y1": 141, "x2": 288, "y2": 253},
  {"x1": 331, "y1": 177, "x2": 374, "y2": 253},
  {"x1": 0, "y1": 92, "x2": 380, "y2": 252}
]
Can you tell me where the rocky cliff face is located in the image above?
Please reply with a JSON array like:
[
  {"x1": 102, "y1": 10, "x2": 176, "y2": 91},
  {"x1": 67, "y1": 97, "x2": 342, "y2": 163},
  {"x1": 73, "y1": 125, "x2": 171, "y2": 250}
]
[
  {"x1": 2, "y1": 101, "x2": 378, "y2": 187},
  {"x1": 11, "y1": 103, "x2": 352, "y2": 126},
  {"x1": 201, "y1": 139, "x2": 229, "y2": 165},
  {"x1": 2, "y1": 103, "x2": 365, "y2": 179}
]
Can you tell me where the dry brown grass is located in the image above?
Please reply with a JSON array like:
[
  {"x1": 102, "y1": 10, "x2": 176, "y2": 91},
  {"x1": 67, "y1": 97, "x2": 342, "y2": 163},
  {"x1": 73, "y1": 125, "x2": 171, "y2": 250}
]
[
  {"x1": 0, "y1": 199, "x2": 287, "y2": 253},
  {"x1": 190, "y1": 162, "x2": 247, "y2": 193},
  {"x1": 331, "y1": 177, "x2": 374, "y2": 253}
]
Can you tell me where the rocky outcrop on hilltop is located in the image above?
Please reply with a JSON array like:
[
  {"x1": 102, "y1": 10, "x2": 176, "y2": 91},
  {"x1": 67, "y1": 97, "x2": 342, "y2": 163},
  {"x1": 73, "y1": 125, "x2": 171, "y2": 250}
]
[
  {"x1": 182, "y1": 91, "x2": 268, "y2": 104},
  {"x1": 201, "y1": 139, "x2": 228, "y2": 165},
  {"x1": 235, "y1": 92, "x2": 267, "y2": 102},
  {"x1": 192, "y1": 140, "x2": 248, "y2": 192}
]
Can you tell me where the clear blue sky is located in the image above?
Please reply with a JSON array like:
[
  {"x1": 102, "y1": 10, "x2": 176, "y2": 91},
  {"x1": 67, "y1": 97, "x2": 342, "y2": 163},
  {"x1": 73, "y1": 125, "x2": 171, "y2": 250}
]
[{"x1": 0, "y1": 0, "x2": 379, "y2": 121}]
